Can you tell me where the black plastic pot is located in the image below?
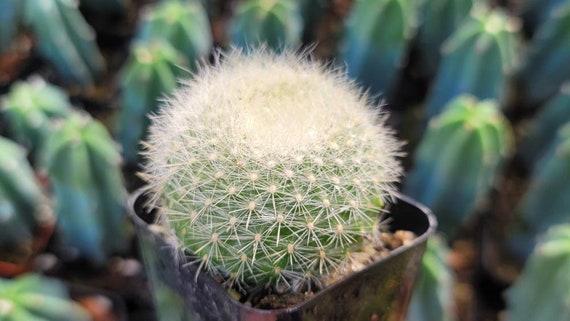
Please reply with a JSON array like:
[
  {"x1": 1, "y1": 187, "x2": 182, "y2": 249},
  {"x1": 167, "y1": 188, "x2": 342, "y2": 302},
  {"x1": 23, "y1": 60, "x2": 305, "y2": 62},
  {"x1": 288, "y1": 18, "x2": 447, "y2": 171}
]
[{"x1": 128, "y1": 189, "x2": 437, "y2": 321}]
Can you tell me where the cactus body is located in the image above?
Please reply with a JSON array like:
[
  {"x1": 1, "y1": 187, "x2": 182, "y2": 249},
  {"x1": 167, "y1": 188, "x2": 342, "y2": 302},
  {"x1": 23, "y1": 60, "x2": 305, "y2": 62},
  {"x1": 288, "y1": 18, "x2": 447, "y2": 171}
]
[
  {"x1": 136, "y1": 1, "x2": 212, "y2": 67},
  {"x1": 506, "y1": 224, "x2": 570, "y2": 321},
  {"x1": 45, "y1": 112, "x2": 129, "y2": 263},
  {"x1": 518, "y1": 1, "x2": 570, "y2": 105},
  {"x1": 415, "y1": 0, "x2": 476, "y2": 78},
  {"x1": 23, "y1": 0, "x2": 105, "y2": 87},
  {"x1": 424, "y1": 7, "x2": 520, "y2": 118},
  {"x1": 0, "y1": 0, "x2": 22, "y2": 53},
  {"x1": 339, "y1": 0, "x2": 417, "y2": 98},
  {"x1": 0, "y1": 274, "x2": 90, "y2": 321},
  {"x1": 407, "y1": 236, "x2": 455, "y2": 321},
  {"x1": 404, "y1": 95, "x2": 513, "y2": 236},
  {"x1": 0, "y1": 137, "x2": 48, "y2": 253},
  {"x1": 519, "y1": 83, "x2": 570, "y2": 168},
  {"x1": 116, "y1": 40, "x2": 187, "y2": 165},
  {"x1": 230, "y1": 0, "x2": 303, "y2": 51},
  {"x1": 142, "y1": 49, "x2": 403, "y2": 292},
  {"x1": 2, "y1": 78, "x2": 71, "y2": 161}
]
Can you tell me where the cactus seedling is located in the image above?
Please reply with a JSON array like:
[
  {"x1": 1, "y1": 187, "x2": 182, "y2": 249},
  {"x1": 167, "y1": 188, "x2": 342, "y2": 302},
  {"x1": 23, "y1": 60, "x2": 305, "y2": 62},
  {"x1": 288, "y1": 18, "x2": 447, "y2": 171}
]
[
  {"x1": 404, "y1": 95, "x2": 513, "y2": 236},
  {"x1": 141, "y1": 49, "x2": 403, "y2": 293},
  {"x1": 136, "y1": 0, "x2": 212, "y2": 68},
  {"x1": 505, "y1": 224, "x2": 570, "y2": 321},
  {"x1": 230, "y1": 0, "x2": 303, "y2": 51},
  {"x1": 424, "y1": 6, "x2": 520, "y2": 118},
  {"x1": 339, "y1": 0, "x2": 418, "y2": 98},
  {"x1": 0, "y1": 274, "x2": 90, "y2": 321},
  {"x1": 45, "y1": 112, "x2": 130, "y2": 263}
]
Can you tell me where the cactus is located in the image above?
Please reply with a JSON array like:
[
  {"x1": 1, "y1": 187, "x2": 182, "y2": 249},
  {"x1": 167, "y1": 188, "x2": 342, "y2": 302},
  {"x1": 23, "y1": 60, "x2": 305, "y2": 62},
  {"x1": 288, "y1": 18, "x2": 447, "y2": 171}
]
[
  {"x1": 79, "y1": 0, "x2": 130, "y2": 13},
  {"x1": 518, "y1": 1, "x2": 570, "y2": 106},
  {"x1": 1, "y1": 77, "x2": 71, "y2": 161},
  {"x1": 509, "y1": 123, "x2": 570, "y2": 259},
  {"x1": 0, "y1": 274, "x2": 90, "y2": 321},
  {"x1": 0, "y1": 137, "x2": 50, "y2": 254},
  {"x1": 407, "y1": 236, "x2": 456, "y2": 321},
  {"x1": 136, "y1": 0, "x2": 212, "y2": 68},
  {"x1": 519, "y1": 83, "x2": 570, "y2": 168},
  {"x1": 45, "y1": 112, "x2": 130, "y2": 263},
  {"x1": 505, "y1": 224, "x2": 570, "y2": 321},
  {"x1": 0, "y1": 0, "x2": 22, "y2": 53},
  {"x1": 404, "y1": 95, "x2": 513, "y2": 236},
  {"x1": 141, "y1": 49, "x2": 403, "y2": 293},
  {"x1": 339, "y1": 0, "x2": 418, "y2": 98},
  {"x1": 424, "y1": 6, "x2": 520, "y2": 118},
  {"x1": 22, "y1": 0, "x2": 105, "y2": 87},
  {"x1": 520, "y1": 0, "x2": 566, "y2": 34},
  {"x1": 116, "y1": 40, "x2": 187, "y2": 165},
  {"x1": 414, "y1": 0, "x2": 477, "y2": 78},
  {"x1": 230, "y1": 0, "x2": 303, "y2": 51}
]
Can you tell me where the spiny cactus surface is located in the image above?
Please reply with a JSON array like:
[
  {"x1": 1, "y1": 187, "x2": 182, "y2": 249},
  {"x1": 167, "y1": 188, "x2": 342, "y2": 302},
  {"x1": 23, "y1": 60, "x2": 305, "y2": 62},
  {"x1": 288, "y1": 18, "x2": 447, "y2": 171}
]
[
  {"x1": 404, "y1": 95, "x2": 513, "y2": 236},
  {"x1": 142, "y1": 49, "x2": 403, "y2": 292}
]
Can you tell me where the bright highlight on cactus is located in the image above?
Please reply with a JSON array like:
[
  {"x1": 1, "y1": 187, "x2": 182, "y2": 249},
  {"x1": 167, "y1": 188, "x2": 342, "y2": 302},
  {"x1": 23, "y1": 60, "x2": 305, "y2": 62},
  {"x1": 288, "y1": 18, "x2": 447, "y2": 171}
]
[{"x1": 141, "y1": 49, "x2": 403, "y2": 292}]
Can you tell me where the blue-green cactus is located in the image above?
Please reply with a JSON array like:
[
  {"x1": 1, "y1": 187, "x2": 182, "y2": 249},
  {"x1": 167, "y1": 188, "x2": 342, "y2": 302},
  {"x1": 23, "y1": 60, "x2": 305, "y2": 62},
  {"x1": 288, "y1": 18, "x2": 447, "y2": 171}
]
[
  {"x1": 518, "y1": 1, "x2": 570, "y2": 106},
  {"x1": 230, "y1": 0, "x2": 303, "y2": 51},
  {"x1": 116, "y1": 40, "x2": 187, "y2": 165},
  {"x1": 407, "y1": 236, "x2": 456, "y2": 321},
  {"x1": 0, "y1": 0, "x2": 22, "y2": 53},
  {"x1": 0, "y1": 137, "x2": 50, "y2": 254},
  {"x1": 404, "y1": 95, "x2": 513, "y2": 236},
  {"x1": 505, "y1": 224, "x2": 570, "y2": 321},
  {"x1": 136, "y1": 0, "x2": 212, "y2": 68},
  {"x1": 339, "y1": 0, "x2": 418, "y2": 98},
  {"x1": 424, "y1": 6, "x2": 520, "y2": 118},
  {"x1": 45, "y1": 112, "x2": 130, "y2": 263},
  {"x1": 23, "y1": 0, "x2": 105, "y2": 87},
  {"x1": 1, "y1": 78, "x2": 71, "y2": 161},
  {"x1": 79, "y1": 0, "x2": 130, "y2": 13},
  {"x1": 141, "y1": 49, "x2": 403, "y2": 292},
  {"x1": 0, "y1": 274, "x2": 90, "y2": 321},
  {"x1": 519, "y1": 83, "x2": 570, "y2": 168},
  {"x1": 520, "y1": 0, "x2": 566, "y2": 34}
]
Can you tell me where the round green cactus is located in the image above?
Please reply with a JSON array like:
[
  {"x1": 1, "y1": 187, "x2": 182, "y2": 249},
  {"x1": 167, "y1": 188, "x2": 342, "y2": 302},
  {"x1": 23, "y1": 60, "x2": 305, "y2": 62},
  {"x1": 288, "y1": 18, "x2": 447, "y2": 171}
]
[{"x1": 141, "y1": 49, "x2": 403, "y2": 292}]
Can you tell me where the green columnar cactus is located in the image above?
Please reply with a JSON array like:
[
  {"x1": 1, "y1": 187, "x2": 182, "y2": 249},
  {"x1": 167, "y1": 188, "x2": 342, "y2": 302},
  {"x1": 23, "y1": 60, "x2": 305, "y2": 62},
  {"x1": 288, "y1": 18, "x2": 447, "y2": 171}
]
[
  {"x1": 414, "y1": 0, "x2": 477, "y2": 78},
  {"x1": 404, "y1": 95, "x2": 513, "y2": 236},
  {"x1": 424, "y1": 6, "x2": 520, "y2": 118},
  {"x1": 45, "y1": 112, "x2": 129, "y2": 263},
  {"x1": 136, "y1": 0, "x2": 212, "y2": 67},
  {"x1": 141, "y1": 49, "x2": 403, "y2": 292},
  {"x1": 0, "y1": 0, "x2": 22, "y2": 53},
  {"x1": 23, "y1": 0, "x2": 105, "y2": 87},
  {"x1": 230, "y1": 0, "x2": 303, "y2": 51},
  {"x1": 519, "y1": 83, "x2": 570, "y2": 168},
  {"x1": 116, "y1": 40, "x2": 187, "y2": 165},
  {"x1": 0, "y1": 137, "x2": 49, "y2": 253},
  {"x1": 505, "y1": 224, "x2": 570, "y2": 321},
  {"x1": 339, "y1": 0, "x2": 418, "y2": 98},
  {"x1": 1, "y1": 78, "x2": 71, "y2": 161},
  {"x1": 79, "y1": 0, "x2": 130, "y2": 13},
  {"x1": 407, "y1": 236, "x2": 456, "y2": 321},
  {"x1": 520, "y1": 0, "x2": 566, "y2": 34},
  {"x1": 509, "y1": 124, "x2": 570, "y2": 259},
  {"x1": 0, "y1": 274, "x2": 90, "y2": 321},
  {"x1": 518, "y1": 1, "x2": 570, "y2": 106}
]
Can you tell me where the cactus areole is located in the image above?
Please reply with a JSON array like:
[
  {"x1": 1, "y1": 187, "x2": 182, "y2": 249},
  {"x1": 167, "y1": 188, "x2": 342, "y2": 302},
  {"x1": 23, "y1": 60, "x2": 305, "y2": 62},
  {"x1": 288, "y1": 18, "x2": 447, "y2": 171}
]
[{"x1": 141, "y1": 49, "x2": 406, "y2": 295}]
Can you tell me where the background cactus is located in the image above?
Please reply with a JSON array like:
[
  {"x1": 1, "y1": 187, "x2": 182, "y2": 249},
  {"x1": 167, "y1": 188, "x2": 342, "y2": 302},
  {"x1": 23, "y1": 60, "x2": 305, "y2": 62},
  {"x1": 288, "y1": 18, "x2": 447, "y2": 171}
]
[
  {"x1": 0, "y1": 0, "x2": 22, "y2": 53},
  {"x1": 505, "y1": 224, "x2": 570, "y2": 321},
  {"x1": 407, "y1": 236, "x2": 456, "y2": 321},
  {"x1": 1, "y1": 78, "x2": 71, "y2": 162},
  {"x1": 22, "y1": 0, "x2": 105, "y2": 87},
  {"x1": 0, "y1": 137, "x2": 50, "y2": 256},
  {"x1": 230, "y1": 0, "x2": 303, "y2": 51},
  {"x1": 136, "y1": 0, "x2": 212, "y2": 68},
  {"x1": 45, "y1": 112, "x2": 130, "y2": 264},
  {"x1": 116, "y1": 40, "x2": 187, "y2": 165},
  {"x1": 339, "y1": 0, "x2": 418, "y2": 99},
  {"x1": 141, "y1": 49, "x2": 403, "y2": 292},
  {"x1": 0, "y1": 274, "x2": 90, "y2": 321},
  {"x1": 423, "y1": 6, "x2": 520, "y2": 118},
  {"x1": 404, "y1": 95, "x2": 513, "y2": 236},
  {"x1": 517, "y1": 1, "x2": 570, "y2": 106}
]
